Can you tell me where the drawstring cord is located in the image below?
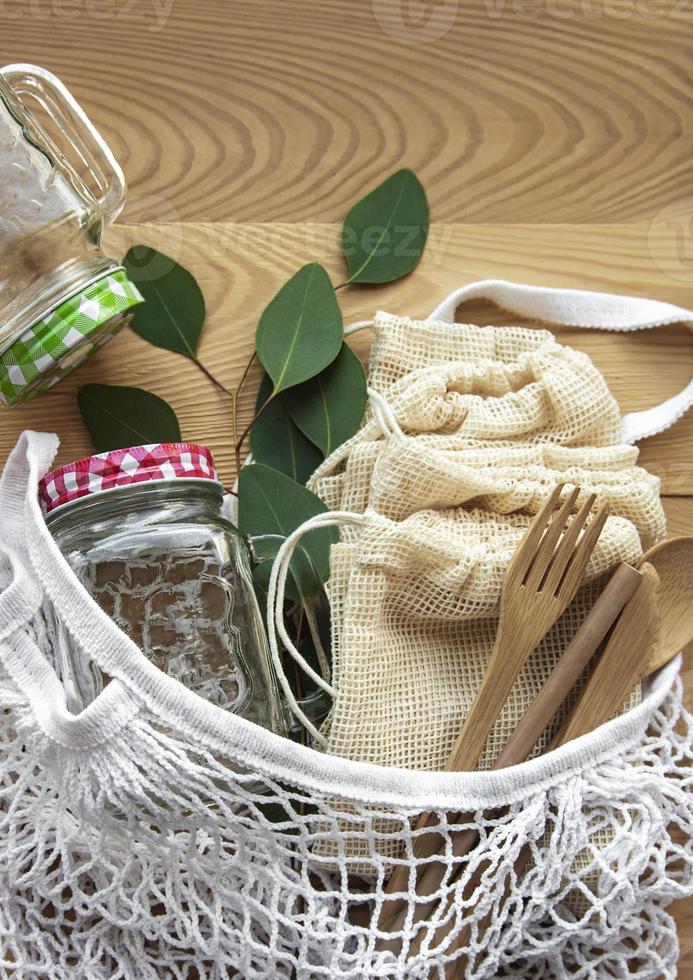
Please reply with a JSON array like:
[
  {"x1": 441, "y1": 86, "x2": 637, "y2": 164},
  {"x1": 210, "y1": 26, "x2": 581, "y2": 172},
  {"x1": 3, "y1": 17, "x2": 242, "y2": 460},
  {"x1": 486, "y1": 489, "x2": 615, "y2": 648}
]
[
  {"x1": 344, "y1": 320, "x2": 374, "y2": 337},
  {"x1": 266, "y1": 511, "x2": 364, "y2": 745},
  {"x1": 367, "y1": 388, "x2": 405, "y2": 442},
  {"x1": 256, "y1": 323, "x2": 403, "y2": 742},
  {"x1": 344, "y1": 320, "x2": 405, "y2": 441}
]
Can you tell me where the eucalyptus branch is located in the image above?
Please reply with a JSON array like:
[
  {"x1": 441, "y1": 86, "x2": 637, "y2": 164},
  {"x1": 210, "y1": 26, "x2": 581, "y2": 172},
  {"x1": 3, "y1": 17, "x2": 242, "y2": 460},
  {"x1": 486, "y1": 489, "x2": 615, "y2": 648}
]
[
  {"x1": 235, "y1": 392, "x2": 274, "y2": 463},
  {"x1": 232, "y1": 350, "x2": 258, "y2": 473},
  {"x1": 237, "y1": 349, "x2": 258, "y2": 393}
]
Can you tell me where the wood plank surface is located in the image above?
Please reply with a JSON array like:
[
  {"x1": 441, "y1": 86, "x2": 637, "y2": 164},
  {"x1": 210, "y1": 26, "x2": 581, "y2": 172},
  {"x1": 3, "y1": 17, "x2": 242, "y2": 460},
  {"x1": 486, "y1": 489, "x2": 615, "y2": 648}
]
[
  {"x1": 0, "y1": 1, "x2": 692, "y2": 224},
  {"x1": 0, "y1": 0, "x2": 692, "y2": 972}
]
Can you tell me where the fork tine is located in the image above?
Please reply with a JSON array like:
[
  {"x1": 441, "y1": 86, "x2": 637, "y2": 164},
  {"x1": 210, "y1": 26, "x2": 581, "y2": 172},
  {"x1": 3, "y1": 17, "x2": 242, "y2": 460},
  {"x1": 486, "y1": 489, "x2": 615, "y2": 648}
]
[
  {"x1": 555, "y1": 503, "x2": 610, "y2": 602},
  {"x1": 508, "y1": 484, "x2": 564, "y2": 581},
  {"x1": 524, "y1": 486, "x2": 580, "y2": 590},
  {"x1": 542, "y1": 492, "x2": 597, "y2": 595}
]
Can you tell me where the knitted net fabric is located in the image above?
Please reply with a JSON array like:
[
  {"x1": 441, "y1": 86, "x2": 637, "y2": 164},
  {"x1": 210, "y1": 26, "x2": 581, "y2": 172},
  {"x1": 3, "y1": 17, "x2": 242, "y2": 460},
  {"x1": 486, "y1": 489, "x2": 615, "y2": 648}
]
[
  {"x1": 363, "y1": 314, "x2": 622, "y2": 449},
  {"x1": 0, "y1": 285, "x2": 689, "y2": 980},
  {"x1": 308, "y1": 313, "x2": 666, "y2": 778},
  {"x1": 1, "y1": 624, "x2": 691, "y2": 979}
]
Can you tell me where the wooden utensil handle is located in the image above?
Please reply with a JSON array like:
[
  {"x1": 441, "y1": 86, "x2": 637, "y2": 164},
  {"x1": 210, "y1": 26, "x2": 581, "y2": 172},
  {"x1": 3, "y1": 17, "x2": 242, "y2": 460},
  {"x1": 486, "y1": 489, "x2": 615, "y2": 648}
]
[
  {"x1": 438, "y1": 565, "x2": 661, "y2": 976},
  {"x1": 442, "y1": 617, "x2": 522, "y2": 774},
  {"x1": 382, "y1": 619, "x2": 526, "y2": 899},
  {"x1": 494, "y1": 562, "x2": 642, "y2": 768},
  {"x1": 414, "y1": 564, "x2": 660, "y2": 977},
  {"x1": 559, "y1": 563, "x2": 659, "y2": 744},
  {"x1": 382, "y1": 564, "x2": 641, "y2": 943}
]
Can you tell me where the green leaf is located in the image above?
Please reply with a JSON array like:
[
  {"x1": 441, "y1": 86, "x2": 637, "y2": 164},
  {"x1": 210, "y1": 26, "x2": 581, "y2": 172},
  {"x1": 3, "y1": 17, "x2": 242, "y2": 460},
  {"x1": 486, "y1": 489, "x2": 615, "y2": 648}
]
[
  {"x1": 342, "y1": 169, "x2": 429, "y2": 284},
  {"x1": 285, "y1": 344, "x2": 367, "y2": 456},
  {"x1": 256, "y1": 263, "x2": 343, "y2": 394},
  {"x1": 78, "y1": 384, "x2": 181, "y2": 452},
  {"x1": 249, "y1": 374, "x2": 323, "y2": 484},
  {"x1": 123, "y1": 245, "x2": 205, "y2": 358},
  {"x1": 238, "y1": 464, "x2": 337, "y2": 596}
]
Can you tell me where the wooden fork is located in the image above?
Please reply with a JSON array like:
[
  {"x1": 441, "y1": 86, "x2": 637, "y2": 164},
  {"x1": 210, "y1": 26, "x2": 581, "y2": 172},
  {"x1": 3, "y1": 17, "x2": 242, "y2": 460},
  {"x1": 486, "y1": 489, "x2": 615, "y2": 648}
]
[
  {"x1": 381, "y1": 484, "x2": 609, "y2": 919},
  {"x1": 443, "y1": 483, "x2": 609, "y2": 775}
]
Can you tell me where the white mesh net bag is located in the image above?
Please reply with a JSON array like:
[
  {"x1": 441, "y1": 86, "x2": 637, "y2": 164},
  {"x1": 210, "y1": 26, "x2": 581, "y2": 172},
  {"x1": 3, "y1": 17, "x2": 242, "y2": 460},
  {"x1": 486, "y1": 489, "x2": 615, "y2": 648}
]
[{"x1": 1, "y1": 282, "x2": 693, "y2": 979}]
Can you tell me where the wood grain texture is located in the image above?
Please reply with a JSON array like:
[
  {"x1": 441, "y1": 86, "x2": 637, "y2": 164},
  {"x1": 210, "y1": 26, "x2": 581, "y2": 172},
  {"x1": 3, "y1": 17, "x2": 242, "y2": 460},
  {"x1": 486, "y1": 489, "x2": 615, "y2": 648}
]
[
  {"x1": 0, "y1": 0, "x2": 692, "y2": 223},
  {"x1": 0, "y1": 0, "x2": 692, "y2": 969}
]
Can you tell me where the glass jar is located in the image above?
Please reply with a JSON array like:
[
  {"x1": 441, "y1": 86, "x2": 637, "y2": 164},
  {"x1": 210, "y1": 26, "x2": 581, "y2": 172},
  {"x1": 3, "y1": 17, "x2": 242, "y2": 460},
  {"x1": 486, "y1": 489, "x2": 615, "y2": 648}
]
[
  {"x1": 0, "y1": 64, "x2": 142, "y2": 407},
  {"x1": 38, "y1": 443, "x2": 286, "y2": 737}
]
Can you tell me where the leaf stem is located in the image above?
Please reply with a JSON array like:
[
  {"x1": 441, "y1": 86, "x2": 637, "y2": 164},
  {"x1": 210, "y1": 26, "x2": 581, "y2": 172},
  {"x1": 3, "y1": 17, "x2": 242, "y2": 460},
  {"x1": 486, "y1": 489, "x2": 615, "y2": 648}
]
[
  {"x1": 235, "y1": 392, "x2": 274, "y2": 464},
  {"x1": 232, "y1": 351, "x2": 258, "y2": 473},
  {"x1": 192, "y1": 358, "x2": 234, "y2": 397}
]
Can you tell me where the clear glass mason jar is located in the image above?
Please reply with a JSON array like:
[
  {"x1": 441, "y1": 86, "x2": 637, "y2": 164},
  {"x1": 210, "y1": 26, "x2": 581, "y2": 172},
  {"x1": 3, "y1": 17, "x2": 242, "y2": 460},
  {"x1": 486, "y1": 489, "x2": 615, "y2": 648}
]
[
  {"x1": 38, "y1": 443, "x2": 286, "y2": 737},
  {"x1": 0, "y1": 64, "x2": 142, "y2": 407}
]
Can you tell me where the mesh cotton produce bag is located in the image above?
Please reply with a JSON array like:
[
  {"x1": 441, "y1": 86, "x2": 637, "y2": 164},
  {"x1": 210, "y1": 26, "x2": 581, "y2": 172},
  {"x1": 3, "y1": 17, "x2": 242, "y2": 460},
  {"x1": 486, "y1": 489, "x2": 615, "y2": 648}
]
[
  {"x1": 1, "y1": 282, "x2": 693, "y2": 979},
  {"x1": 301, "y1": 282, "x2": 677, "y2": 775}
]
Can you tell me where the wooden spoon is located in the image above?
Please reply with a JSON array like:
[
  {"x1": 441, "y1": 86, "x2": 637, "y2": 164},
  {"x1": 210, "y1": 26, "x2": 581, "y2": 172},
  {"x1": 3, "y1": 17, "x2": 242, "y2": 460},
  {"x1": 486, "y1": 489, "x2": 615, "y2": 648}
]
[{"x1": 636, "y1": 535, "x2": 693, "y2": 676}]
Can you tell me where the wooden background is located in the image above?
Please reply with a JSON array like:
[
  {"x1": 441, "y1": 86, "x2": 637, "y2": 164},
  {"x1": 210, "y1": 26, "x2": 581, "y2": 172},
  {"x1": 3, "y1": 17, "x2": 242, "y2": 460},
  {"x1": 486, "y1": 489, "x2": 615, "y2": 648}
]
[{"x1": 1, "y1": 0, "x2": 692, "y2": 969}]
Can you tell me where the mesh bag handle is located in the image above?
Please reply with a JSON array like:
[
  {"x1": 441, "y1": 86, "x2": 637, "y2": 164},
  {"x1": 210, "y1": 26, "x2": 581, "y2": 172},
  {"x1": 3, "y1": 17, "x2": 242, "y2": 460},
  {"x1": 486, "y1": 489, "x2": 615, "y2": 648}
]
[
  {"x1": 428, "y1": 279, "x2": 693, "y2": 443},
  {"x1": 0, "y1": 432, "x2": 142, "y2": 746}
]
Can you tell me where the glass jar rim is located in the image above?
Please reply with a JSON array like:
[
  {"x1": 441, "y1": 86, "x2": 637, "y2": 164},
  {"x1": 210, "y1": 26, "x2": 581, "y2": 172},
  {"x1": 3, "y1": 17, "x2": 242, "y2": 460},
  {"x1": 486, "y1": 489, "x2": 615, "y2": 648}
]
[{"x1": 43, "y1": 475, "x2": 225, "y2": 523}]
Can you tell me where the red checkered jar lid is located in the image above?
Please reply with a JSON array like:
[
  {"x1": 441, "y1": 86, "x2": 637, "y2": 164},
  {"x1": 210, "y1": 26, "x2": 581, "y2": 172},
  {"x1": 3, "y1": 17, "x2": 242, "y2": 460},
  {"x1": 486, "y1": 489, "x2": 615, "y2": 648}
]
[{"x1": 39, "y1": 443, "x2": 219, "y2": 516}]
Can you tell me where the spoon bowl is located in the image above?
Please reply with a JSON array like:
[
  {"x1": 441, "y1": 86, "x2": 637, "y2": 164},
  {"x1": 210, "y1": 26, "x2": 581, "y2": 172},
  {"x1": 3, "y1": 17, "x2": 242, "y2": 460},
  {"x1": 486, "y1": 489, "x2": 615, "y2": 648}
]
[{"x1": 637, "y1": 535, "x2": 693, "y2": 676}]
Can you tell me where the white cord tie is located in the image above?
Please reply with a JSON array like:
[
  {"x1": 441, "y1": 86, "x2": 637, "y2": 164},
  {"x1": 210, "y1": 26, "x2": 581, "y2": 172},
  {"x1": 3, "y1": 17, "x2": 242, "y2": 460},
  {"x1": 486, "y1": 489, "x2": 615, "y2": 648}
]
[{"x1": 266, "y1": 510, "x2": 364, "y2": 744}]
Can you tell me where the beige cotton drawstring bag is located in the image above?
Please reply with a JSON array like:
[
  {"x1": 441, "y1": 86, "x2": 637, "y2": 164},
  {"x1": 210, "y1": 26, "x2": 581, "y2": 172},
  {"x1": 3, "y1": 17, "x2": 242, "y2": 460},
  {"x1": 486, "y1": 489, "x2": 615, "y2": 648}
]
[{"x1": 274, "y1": 280, "x2": 692, "y2": 778}]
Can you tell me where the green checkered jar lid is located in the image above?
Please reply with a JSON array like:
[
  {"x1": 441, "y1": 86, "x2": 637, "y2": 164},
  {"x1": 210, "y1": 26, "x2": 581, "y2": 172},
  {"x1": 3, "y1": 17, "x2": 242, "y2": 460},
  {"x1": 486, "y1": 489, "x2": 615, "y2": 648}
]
[{"x1": 0, "y1": 268, "x2": 143, "y2": 408}]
